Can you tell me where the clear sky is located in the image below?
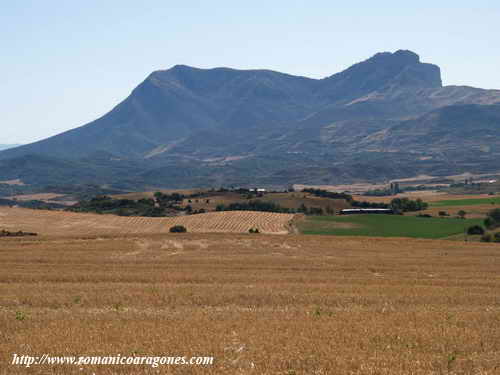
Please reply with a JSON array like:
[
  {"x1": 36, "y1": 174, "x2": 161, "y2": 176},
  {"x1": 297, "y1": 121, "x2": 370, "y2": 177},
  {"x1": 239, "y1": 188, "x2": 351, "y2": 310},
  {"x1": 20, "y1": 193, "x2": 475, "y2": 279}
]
[{"x1": 2, "y1": 1, "x2": 499, "y2": 144}]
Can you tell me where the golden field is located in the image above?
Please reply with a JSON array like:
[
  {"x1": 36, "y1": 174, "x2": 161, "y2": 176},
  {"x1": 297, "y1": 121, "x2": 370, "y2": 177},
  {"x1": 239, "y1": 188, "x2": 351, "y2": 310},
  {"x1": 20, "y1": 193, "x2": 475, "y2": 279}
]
[
  {"x1": 0, "y1": 207, "x2": 294, "y2": 236},
  {"x1": 1, "y1": 229, "x2": 500, "y2": 374}
]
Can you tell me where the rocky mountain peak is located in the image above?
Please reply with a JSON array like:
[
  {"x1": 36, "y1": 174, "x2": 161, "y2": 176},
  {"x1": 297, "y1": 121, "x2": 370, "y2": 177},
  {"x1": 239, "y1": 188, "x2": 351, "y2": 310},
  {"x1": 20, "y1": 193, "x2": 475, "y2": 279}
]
[
  {"x1": 369, "y1": 49, "x2": 420, "y2": 65},
  {"x1": 392, "y1": 49, "x2": 420, "y2": 62},
  {"x1": 319, "y1": 50, "x2": 441, "y2": 101}
]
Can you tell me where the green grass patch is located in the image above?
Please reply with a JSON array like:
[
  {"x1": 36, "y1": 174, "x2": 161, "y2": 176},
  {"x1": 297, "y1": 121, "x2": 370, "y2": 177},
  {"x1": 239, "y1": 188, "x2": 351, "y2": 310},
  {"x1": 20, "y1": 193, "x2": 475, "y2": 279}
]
[
  {"x1": 430, "y1": 197, "x2": 500, "y2": 207},
  {"x1": 298, "y1": 214, "x2": 484, "y2": 239}
]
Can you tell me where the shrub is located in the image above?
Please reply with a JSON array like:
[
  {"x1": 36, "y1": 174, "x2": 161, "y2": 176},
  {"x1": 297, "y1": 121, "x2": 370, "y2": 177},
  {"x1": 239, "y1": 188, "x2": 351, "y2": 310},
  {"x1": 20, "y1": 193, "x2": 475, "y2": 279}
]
[
  {"x1": 248, "y1": 228, "x2": 260, "y2": 234},
  {"x1": 417, "y1": 214, "x2": 432, "y2": 218},
  {"x1": 457, "y1": 210, "x2": 466, "y2": 219},
  {"x1": 15, "y1": 311, "x2": 26, "y2": 321},
  {"x1": 481, "y1": 233, "x2": 492, "y2": 243},
  {"x1": 467, "y1": 225, "x2": 485, "y2": 235},
  {"x1": 495, "y1": 232, "x2": 500, "y2": 243},
  {"x1": 169, "y1": 225, "x2": 187, "y2": 233}
]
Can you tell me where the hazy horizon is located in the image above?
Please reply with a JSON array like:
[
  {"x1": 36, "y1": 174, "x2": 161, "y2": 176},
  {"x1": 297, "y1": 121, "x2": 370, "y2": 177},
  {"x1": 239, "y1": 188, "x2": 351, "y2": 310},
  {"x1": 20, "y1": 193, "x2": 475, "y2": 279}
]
[{"x1": 2, "y1": 1, "x2": 499, "y2": 144}]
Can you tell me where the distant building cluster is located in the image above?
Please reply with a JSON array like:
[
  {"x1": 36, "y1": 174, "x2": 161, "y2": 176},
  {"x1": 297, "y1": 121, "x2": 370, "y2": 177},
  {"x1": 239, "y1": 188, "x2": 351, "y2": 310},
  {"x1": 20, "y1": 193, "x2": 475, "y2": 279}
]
[{"x1": 248, "y1": 188, "x2": 267, "y2": 193}]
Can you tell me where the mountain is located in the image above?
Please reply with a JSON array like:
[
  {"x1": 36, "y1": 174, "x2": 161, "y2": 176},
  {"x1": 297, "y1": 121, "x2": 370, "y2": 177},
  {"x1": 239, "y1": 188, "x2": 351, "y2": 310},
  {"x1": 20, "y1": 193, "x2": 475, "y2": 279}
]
[
  {"x1": 0, "y1": 144, "x2": 21, "y2": 151},
  {"x1": 1, "y1": 50, "x2": 500, "y2": 188}
]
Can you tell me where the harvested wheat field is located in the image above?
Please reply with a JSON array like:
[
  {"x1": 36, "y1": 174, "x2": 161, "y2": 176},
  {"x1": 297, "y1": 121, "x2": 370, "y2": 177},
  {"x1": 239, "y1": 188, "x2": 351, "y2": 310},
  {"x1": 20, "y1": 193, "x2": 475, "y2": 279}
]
[
  {"x1": 161, "y1": 211, "x2": 294, "y2": 234},
  {"x1": 1, "y1": 232, "x2": 500, "y2": 374},
  {"x1": 0, "y1": 207, "x2": 294, "y2": 236}
]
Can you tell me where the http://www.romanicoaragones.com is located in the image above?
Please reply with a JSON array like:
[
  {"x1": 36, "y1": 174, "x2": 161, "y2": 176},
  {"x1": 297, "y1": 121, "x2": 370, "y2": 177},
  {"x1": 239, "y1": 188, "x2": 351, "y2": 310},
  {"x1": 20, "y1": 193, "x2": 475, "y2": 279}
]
[{"x1": 11, "y1": 353, "x2": 215, "y2": 368}]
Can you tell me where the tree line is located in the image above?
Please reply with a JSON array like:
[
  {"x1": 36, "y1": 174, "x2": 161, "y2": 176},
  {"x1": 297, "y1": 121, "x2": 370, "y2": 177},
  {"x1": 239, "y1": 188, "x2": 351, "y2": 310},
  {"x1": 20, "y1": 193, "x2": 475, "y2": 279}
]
[
  {"x1": 303, "y1": 188, "x2": 428, "y2": 213},
  {"x1": 68, "y1": 192, "x2": 200, "y2": 217}
]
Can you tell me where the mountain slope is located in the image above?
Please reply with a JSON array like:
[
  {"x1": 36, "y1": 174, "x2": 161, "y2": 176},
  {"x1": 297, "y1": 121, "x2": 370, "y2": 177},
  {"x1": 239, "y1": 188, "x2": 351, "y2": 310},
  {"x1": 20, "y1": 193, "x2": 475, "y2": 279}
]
[
  {"x1": 1, "y1": 66, "x2": 319, "y2": 160},
  {"x1": 0, "y1": 144, "x2": 21, "y2": 151},
  {"x1": 2, "y1": 50, "x2": 500, "y2": 187},
  {"x1": 368, "y1": 104, "x2": 500, "y2": 153}
]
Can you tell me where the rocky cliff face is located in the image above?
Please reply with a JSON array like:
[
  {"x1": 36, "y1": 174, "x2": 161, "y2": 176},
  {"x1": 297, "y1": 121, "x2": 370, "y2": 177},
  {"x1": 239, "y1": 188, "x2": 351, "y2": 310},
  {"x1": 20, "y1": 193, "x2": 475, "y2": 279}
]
[{"x1": 318, "y1": 50, "x2": 442, "y2": 101}]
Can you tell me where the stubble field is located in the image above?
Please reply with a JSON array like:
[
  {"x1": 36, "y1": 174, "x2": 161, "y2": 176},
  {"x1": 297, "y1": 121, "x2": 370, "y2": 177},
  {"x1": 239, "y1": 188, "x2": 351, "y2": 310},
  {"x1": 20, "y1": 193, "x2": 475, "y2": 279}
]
[
  {"x1": 0, "y1": 207, "x2": 294, "y2": 236},
  {"x1": 1, "y1": 232, "x2": 500, "y2": 374}
]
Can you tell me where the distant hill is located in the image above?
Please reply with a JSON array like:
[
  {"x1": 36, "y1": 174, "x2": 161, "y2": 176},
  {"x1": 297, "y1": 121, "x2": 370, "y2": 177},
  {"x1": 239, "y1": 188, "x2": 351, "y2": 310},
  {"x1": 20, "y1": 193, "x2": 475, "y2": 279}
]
[{"x1": 1, "y1": 50, "x2": 499, "y2": 188}]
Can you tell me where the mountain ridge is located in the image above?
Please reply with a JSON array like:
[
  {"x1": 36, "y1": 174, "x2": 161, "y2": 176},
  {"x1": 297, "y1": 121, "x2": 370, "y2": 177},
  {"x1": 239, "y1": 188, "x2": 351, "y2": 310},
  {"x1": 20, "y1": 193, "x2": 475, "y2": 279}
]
[{"x1": 2, "y1": 50, "x2": 500, "y2": 188}]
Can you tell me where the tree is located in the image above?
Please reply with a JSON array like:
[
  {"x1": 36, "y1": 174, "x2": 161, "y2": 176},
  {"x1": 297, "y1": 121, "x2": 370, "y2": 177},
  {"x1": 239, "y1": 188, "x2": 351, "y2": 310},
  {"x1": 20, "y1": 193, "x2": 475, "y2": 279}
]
[
  {"x1": 457, "y1": 210, "x2": 466, "y2": 219},
  {"x1": 308, "y1": 207, "x2": 324, "y2": 215},
  {"x1": 389, "y1": 197, "x2": 428, "y2": 212},
  {"x1": 484, "y1": 208, "x2": 500, "y2": 229},
  {"x1": 138, "y1": 198, "x2": 155, "y2": 207},
  {"x1": 467, "y1": 225, "x2": 484, "y2": 235}
]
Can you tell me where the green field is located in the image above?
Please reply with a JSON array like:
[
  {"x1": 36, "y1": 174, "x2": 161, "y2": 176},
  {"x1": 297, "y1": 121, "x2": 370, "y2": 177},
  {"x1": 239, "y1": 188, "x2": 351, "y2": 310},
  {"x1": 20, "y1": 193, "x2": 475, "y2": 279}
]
[
  {"x1": 298, "y1": 214, "x2": 484, "y2": 239},
  {"x1": 429, "y1": 196, "x2": 500, "y2": 207}
]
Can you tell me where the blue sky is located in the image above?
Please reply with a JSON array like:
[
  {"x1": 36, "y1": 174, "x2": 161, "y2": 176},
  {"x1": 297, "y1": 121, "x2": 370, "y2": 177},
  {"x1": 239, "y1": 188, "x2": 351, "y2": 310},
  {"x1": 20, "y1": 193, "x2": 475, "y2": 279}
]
[{"x1": 2, "y1": 1, "x2": 499, "y2": 144}]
